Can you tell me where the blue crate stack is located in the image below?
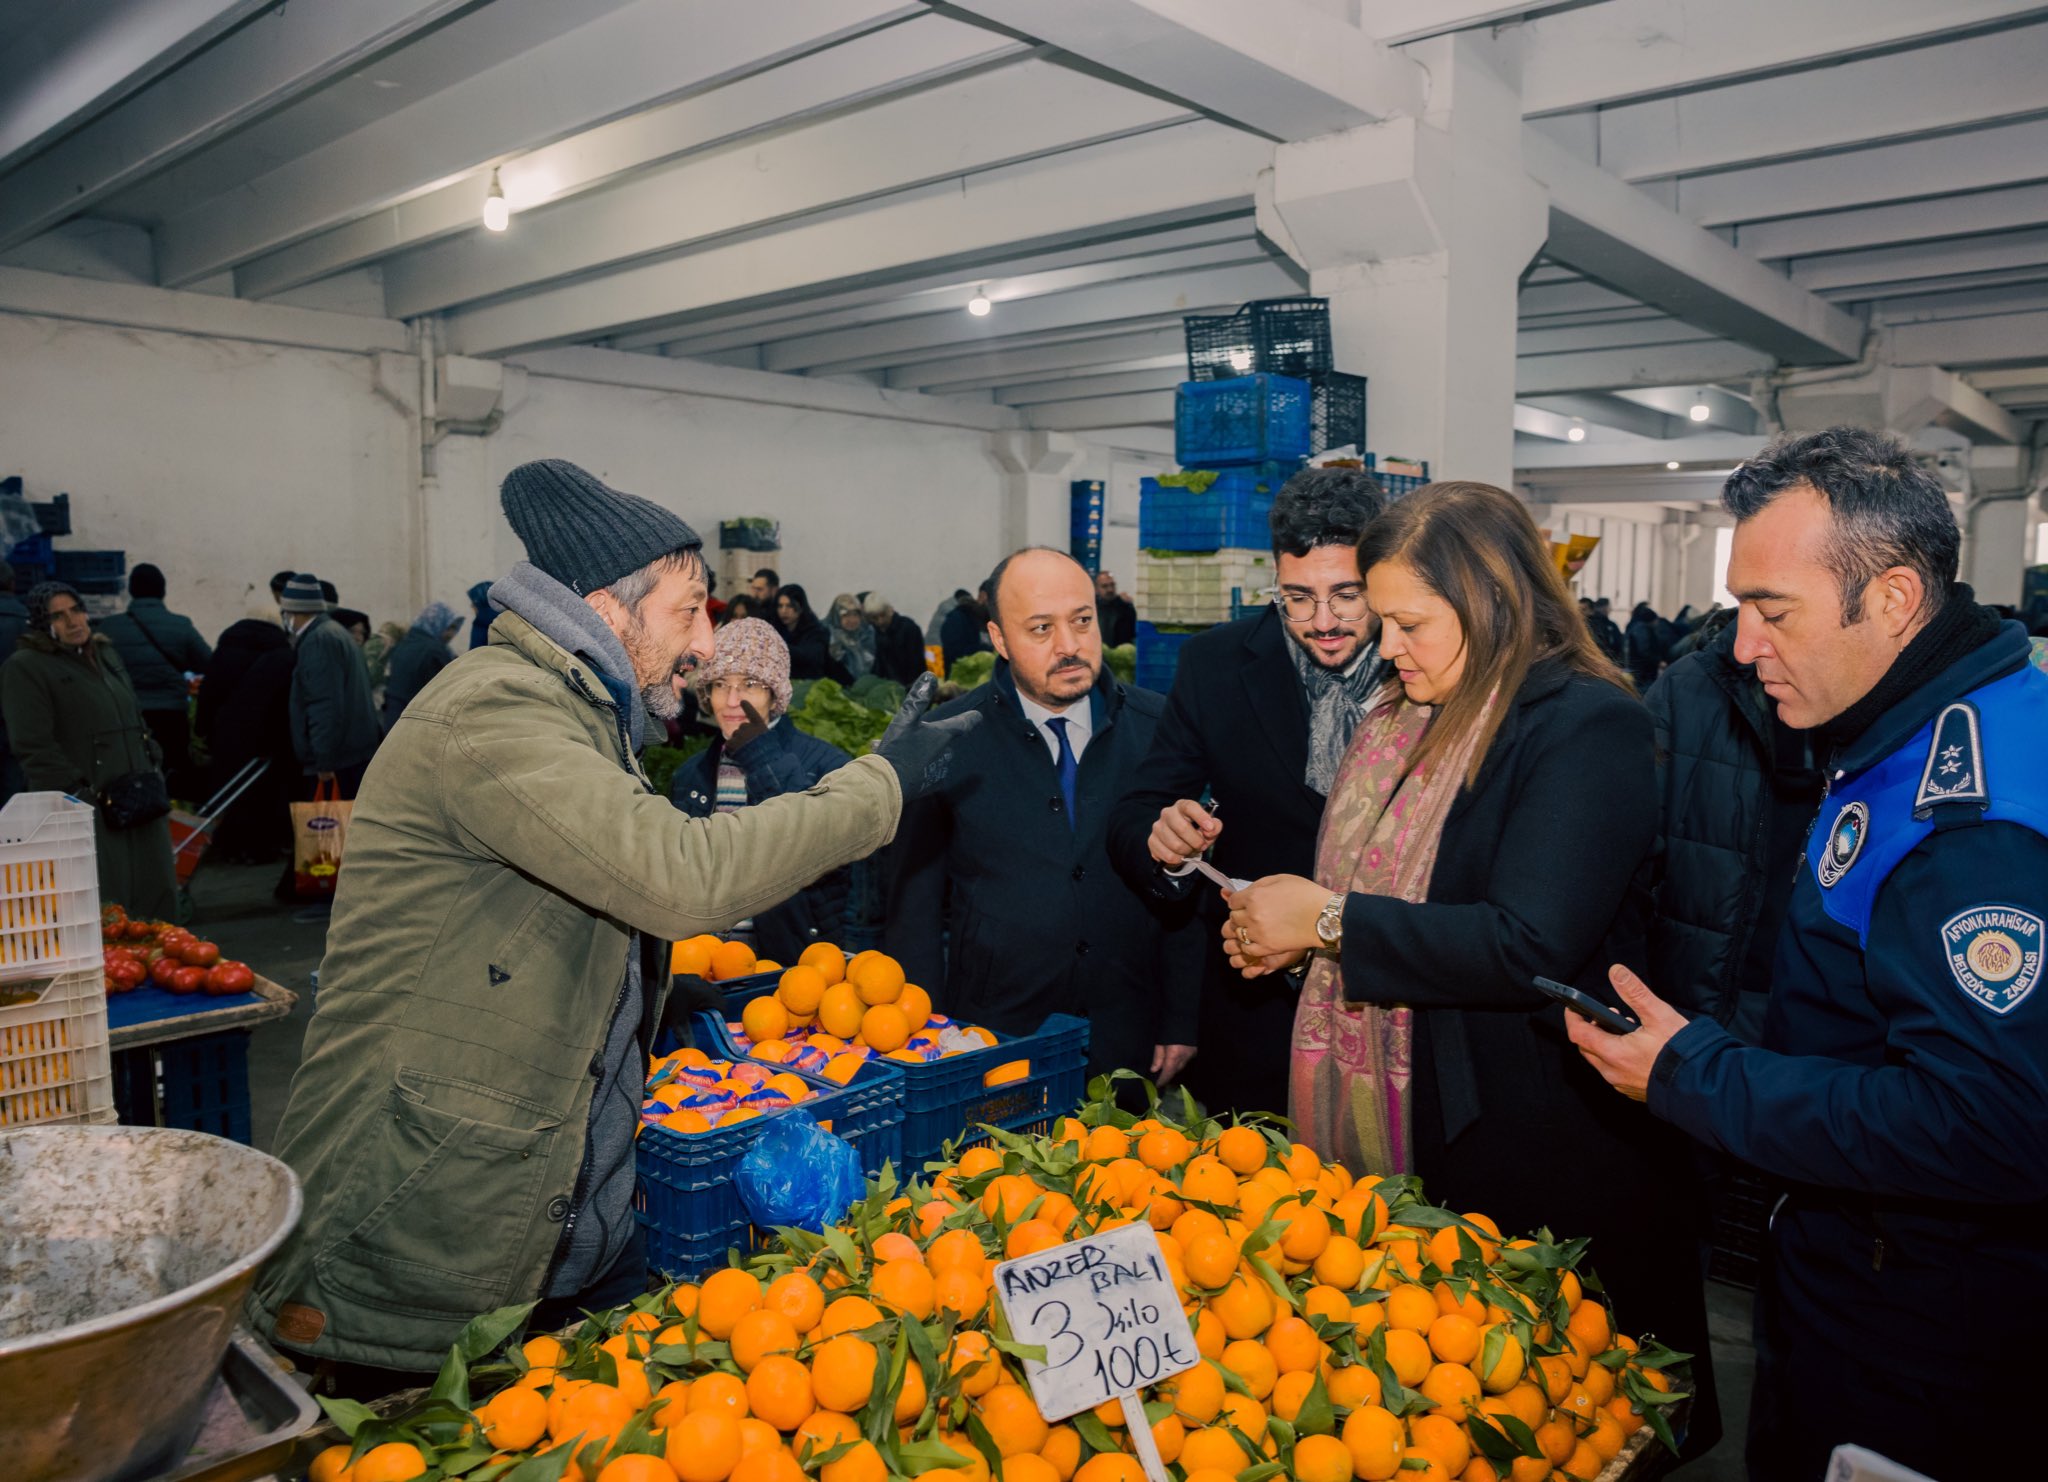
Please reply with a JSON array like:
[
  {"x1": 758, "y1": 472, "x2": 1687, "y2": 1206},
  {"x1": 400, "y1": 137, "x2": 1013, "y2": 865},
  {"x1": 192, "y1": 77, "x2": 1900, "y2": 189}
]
[{"x1": 1069, "y1": 480, "x2": 1104, "y2": 573}]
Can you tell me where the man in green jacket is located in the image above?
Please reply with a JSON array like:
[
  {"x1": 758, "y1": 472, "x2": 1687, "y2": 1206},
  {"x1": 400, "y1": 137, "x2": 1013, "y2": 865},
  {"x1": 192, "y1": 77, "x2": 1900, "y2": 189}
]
[{"x1": 250, "y1": 460, "x2": 970, "y2": 1389}]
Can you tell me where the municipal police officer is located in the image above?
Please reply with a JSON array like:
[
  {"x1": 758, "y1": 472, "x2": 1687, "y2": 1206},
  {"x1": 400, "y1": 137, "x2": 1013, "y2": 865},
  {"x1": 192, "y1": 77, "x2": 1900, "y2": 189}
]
[{"x1": 1568, "y1": 427, "x2": 2048, "y2": 1482}]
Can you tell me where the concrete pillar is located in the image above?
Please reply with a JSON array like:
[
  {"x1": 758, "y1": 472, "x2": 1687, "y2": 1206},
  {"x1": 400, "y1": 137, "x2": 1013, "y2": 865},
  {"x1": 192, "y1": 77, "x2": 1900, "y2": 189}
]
[
  {"x1": 1259, "y1": 32, "x2": 1546, "y2": 489},
  {"x1": 988, "y1": 431, "x2": 1085, "y2": 556},
  {"x1": 1963, "y1": 445, "x2": 2042, "y2": 608}
]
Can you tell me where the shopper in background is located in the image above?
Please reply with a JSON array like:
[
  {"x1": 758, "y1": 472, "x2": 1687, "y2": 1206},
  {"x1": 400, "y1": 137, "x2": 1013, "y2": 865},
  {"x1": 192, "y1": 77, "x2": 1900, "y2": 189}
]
[
  {"x1": 466, "y1": 580, "x2": 496, "y2": 650},
  {"x1": 1221, "y1": 480, "x2": 1717, "y2": 1457},
  {"x1": 1, "y1": 581, "x2": 177, "y2": 918},
  {"x1": 97, "y1": 562, "x2": 211, "y2": 793},
  {"x1": 1585, "y1": 595, "x2": 1625, "y2": 665},
  {"x1": 774, "y1": 583, "x2": 849, "y2": 684},
  {"x1": 890, "y1": 547, "x2": 1200, "y2": 1091},
  {"x1": 195, "y1": 598, "x2": 296, "y2": 865},
  {"x1": 0, "y1": 561, "x2": 29, "y2": 801},
  {"x1": 251, "y1": 458, "x2": 972, "y2": 1389},
  {"x1": 363, "y1": 618, "x2": 406, "y2": 707},
  {"x1": 671, "y1": 617, "x2": 852, "y2": 962},
  {"x1": 380, "y1": 601, "x2": 463, "y2": 728},
  {"x1": 1570, "y1": 428, "x2": 2048, "y2": 1481},
  {"x1": 939, "y1": 583, "x2": 992, "y2": 676},
  {"x1": 704, "y1": 569, "x2": 726, "y2": 626},
  {"x1": 1625, "y1": 601, "x2": 1666, "y2": 689},
  {"x1": 865, "y1": 593, "x2": 929, "y2": 686},
  {"x1": 1107, "y1": 466, "x2": 1386, "y2": 1120},
  {"x1": 927, "y1": 587, "x2": 969, "y2": 647},
  {"x1": 279, "y1": 574, "x2": 379, "y2": 799},
  {"x1": 825, "y1": 593, "x2": 876, "y2": 682},
  {"x1": 750, "y1": 567, "x2": 780, "y2": 607},
  {"x1": 721, "y1": 594, "x2": 757, "y2": 626},
  {"x1": 1094, "y1": 569, "x2": 1138, "y2": 647}
]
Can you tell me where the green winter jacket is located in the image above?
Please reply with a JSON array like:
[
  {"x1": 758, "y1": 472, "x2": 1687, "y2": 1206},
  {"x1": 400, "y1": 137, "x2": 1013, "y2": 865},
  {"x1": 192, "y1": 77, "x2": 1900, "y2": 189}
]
[
  {"x1": 246, "y1": 609, "x2": 900, "y2": 1371},
  {"x1": 0, "y1": 631, "x2": 177, "y2": 919}
]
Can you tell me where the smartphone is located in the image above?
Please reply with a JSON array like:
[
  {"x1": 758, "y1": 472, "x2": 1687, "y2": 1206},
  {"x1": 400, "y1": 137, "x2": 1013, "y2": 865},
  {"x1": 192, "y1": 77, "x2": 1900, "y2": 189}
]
[{"x1": 1532, "y1": 975, "x2": 1638, "y2": 1035}]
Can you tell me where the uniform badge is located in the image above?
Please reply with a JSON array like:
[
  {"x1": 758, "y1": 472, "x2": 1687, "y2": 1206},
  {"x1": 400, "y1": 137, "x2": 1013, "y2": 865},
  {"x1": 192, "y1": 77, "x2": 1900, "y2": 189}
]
[
  {"x1": 1817, "y1": 801, "x2": 1868, "y2": 889},
  {"x1": 1941, "y1": 905, "x2": 2043, "y2": 1015},
  {"x1": 1914, "y1": 701, "x2": 1988, "y2": 815}
]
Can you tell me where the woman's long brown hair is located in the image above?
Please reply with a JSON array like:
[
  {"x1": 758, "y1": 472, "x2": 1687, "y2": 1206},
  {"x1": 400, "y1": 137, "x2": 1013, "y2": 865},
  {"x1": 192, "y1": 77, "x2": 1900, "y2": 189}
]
[{"x1": 1356, "y1": 480, "x2": 1633, "y2": 788}]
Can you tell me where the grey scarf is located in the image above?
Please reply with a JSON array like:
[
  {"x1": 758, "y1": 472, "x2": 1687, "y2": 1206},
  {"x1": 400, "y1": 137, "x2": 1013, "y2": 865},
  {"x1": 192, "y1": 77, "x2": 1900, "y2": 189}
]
[
  {"x1": 489, "y1": 560, "x2": 647, "y2": 751},
  {"x1": 1287, "y1": 636, "x2": 1383, "y2": 795}
]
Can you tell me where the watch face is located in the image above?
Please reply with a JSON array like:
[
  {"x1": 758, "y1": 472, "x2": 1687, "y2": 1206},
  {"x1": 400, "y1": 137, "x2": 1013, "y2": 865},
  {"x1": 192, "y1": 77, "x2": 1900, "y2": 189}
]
[{"x1": 1316, "y1": 911, "x2": 1340, "y2": 944}]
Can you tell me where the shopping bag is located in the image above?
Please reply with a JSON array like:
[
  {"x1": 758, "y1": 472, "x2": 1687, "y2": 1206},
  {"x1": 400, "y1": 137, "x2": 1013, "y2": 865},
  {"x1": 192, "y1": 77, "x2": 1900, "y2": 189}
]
[{"x1": 290, "y1": 781, "x2": 352, "y2": 899}]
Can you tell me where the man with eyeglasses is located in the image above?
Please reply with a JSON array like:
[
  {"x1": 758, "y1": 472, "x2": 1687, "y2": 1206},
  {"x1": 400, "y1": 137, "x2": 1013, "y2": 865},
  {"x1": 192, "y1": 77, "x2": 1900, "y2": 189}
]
[{"x1": 1107, "y1": 466, "x2": 1387, "y2": 1117}]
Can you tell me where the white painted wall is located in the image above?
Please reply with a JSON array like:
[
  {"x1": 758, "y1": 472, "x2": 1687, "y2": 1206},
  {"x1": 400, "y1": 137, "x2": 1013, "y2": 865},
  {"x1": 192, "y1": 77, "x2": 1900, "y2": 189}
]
[{"x1": 0, "y1": 299, "x2": 1022, "y2": 645}]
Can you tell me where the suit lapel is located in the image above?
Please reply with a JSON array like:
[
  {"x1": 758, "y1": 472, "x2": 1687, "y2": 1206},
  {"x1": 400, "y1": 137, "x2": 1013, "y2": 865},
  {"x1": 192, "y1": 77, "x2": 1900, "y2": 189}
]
[{"x1": 1240, "y1": 610, "x2": 1317, "y2": 802}]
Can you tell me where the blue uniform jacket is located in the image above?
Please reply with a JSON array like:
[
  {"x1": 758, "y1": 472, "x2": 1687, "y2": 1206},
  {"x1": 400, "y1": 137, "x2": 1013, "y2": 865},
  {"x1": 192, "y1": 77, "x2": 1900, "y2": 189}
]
[{"x1": 1648, "y1": 624, "x2": 2048, "y2": 1215}]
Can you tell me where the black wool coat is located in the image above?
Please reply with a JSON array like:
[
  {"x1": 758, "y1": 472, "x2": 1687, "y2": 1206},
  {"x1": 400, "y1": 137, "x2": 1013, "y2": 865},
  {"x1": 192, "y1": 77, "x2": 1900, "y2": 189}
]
[
  {"x1": 1105, "y1": 607, "x2": 1332, "y2": 1117},
  {"x1": 886, "y1": 662, "x2": 1201, "y2": 1081}
]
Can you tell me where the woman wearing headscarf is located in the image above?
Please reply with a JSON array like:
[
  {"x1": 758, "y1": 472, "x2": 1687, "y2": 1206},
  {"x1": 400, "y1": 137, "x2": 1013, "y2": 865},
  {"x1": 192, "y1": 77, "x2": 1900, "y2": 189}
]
[
  {"x1": 825, "y1": 592, "x2": 876, "y2": 682},
  {"x1": 669, "y1": 618, "x2": 853, "y2": 962},
  {"x1": 1220, "y1": 482, "x2": 1718, "y2": 1455},
  {"x1": 381, "y1": 601, "x2": 464, "y2": 728},
  {"x1": 0, "y1": 582, "x2": 177, "y2": 918},
  {"x1": 773, "y1": 583, "x2": 851, "y2": 685}
]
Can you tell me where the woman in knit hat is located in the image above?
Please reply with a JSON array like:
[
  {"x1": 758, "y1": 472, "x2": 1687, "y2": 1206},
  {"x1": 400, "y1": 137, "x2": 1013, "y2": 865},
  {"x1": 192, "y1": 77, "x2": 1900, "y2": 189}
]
[
  {"x1": 669, "y1": 617, "x2": 854, "y2": 963},
  {"x1": 0, "y1": 581, "x2": 178, "y2": 918}
]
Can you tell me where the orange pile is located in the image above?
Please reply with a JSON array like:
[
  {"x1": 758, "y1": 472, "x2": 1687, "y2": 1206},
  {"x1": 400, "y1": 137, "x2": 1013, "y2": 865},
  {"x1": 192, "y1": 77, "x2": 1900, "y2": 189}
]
[
  {"x1": 641, "y1": 1048, "x2": 816, "y2": 1136},
  {"x1": 312, "y1": 1092, "x2": 1686, "y2": 1482},
  {"x1": 726, "y1": 944, "x2": 1002, "y2": 1084}
]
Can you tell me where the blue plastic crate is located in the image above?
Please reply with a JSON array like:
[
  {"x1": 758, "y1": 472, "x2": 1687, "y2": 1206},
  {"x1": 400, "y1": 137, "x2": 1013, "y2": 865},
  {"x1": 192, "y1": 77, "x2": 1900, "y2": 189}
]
[
  {"x1": 707, "y1": 987, "x2": 1088, "y2": 1170},
  {"x1": 1175, "y1": 375, "x2": 1311, "y2": 466},
  {"x1": 8, "y1": 533, "x2": 52, "y2": 571},
  {"x1": 54, "y1": 549, "x2": 125, "y2": 583},
  {"x1": 1138, "y1": 464, "x2": 1299, "y2": 552},
  {"x1": 1135, "y1": 622, "x2": 1202, "y2": 693},
  {"x1": 142, "y1": 1030, "x2": 254, "y2": 1144},
  {"x1": 635, "y1": 1021, "x2": 905, "y2": 1280}
]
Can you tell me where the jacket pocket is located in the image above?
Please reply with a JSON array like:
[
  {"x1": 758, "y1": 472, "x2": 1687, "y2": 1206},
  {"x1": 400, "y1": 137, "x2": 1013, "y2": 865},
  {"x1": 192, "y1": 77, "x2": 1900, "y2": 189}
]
[{"x1": 316, "y1": 1068, "x2": 562, "y2": 1317}]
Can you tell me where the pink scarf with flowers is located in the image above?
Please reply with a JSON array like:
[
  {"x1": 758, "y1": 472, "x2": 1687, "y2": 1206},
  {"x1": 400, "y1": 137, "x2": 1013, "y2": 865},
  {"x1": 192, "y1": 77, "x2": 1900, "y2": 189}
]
[{"x1": 1288, "y1": 684, "x2": 1490, "y2": 1176}]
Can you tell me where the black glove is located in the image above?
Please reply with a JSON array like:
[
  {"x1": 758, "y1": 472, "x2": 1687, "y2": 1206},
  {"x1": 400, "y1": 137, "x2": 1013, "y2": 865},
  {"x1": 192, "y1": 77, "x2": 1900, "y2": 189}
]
[
  {"x1": 724, "y1": 699, "x2": 773, "y2": 758},
  {"x1": 874, "y1": 673, "x2": 980, "y2": 802}
]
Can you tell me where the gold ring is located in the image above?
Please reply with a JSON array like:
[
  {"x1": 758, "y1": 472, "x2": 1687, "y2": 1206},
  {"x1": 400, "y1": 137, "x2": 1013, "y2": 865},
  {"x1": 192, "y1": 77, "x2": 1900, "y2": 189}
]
[{"x1": 1236, "y1": 927, "x2": 1250, "y2": 947}]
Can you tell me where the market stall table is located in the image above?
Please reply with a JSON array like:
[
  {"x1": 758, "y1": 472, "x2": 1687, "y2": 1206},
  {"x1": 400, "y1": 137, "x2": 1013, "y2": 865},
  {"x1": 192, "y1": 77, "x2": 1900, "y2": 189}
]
[{"x1": 107, "y1": 974, "x2": 296, "y2": 1144}]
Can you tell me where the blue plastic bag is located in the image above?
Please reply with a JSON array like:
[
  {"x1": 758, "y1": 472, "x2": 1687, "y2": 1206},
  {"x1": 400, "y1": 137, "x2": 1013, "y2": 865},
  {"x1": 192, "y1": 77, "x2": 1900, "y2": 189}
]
[{"x1": 734, "y1": 1110, "x2": 864, "y2": 1232}]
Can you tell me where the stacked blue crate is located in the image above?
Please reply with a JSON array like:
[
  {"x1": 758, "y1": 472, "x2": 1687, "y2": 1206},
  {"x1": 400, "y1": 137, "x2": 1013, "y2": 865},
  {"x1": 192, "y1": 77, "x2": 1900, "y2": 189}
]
[
  {"x1": 1363, "y1": 453, "x2": 1432, "y2": 501},
  {"x1": 1174, "y1": 374, "x2": 1312, "y2": 468},
  {"x1": 1134, "y1": 622, "x2": 1198, "y2": 694},
  {"x1": 1069, "y1": 480, "x2": 1104, "y2": 572}
]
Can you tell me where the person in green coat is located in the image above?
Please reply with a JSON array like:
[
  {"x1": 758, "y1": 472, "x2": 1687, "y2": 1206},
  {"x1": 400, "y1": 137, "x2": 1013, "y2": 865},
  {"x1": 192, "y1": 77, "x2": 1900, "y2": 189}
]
[{"x1": 0, "y1": 582, "x2": 178, "y2": 920}]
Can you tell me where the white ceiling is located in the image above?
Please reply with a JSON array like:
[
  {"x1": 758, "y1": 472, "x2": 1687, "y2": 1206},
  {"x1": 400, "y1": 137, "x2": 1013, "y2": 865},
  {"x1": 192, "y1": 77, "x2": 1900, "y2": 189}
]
[{"x1": 1, "y1": 0, "x2": 2044, "y2": 461}]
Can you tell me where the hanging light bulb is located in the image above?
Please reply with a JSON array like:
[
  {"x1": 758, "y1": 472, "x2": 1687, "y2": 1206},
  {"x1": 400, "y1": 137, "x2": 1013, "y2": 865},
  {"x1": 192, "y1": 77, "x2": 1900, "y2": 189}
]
[
  {"x1": 1666, "y1": 460, "x2": 1681, "y2": 471},
  {"x1": 1567, "y1": 420, "x2": 1587, "y2": 443},
  {"x1": 482, "y1": 170, "x2": 509, "y2": 233},
  {"x1": 1688, "y1": 394, "x2": 1712, "y2": 422},
  {"x1": 966, "y1": 288, "x2": 992, "y2": 317}
]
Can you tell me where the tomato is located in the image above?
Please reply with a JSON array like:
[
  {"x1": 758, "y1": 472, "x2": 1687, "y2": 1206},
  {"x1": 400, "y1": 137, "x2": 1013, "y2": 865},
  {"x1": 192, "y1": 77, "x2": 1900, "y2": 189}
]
[
  {"x1": 124, "y1": 920, "x2": 153, "y2": 940},
  {"x1": 110, "y1": 959, "x2": 148, "y2": 991},
  {"x1": 204, "y1": 961, "x2": 256, "y2": 996},
  {"x1": 177, "y1": 940, "x2": 221, "y2": 968},
  {"x1": 169, "y1": 966, "x2": 207, "y2": 994},
  {"x1": 149, "y1": 956, "x2": 182, "y2": 988}
]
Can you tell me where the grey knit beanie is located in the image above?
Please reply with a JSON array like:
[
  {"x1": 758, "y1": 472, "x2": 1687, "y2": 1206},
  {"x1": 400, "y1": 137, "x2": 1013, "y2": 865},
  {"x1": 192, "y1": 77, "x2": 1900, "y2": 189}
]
[
  {"x1": 278, "y1": 573, "x2": 327, "y2": 614},
  {"x1": 499, "y1": 459, "x2": 701, "y2": 596}
]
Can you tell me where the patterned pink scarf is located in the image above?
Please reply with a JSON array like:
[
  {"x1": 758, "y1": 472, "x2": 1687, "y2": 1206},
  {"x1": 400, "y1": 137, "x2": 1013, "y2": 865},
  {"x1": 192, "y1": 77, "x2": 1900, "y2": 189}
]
[{"x1": 1288, "y1": 684, "x2": 1491, "y2": 1175}]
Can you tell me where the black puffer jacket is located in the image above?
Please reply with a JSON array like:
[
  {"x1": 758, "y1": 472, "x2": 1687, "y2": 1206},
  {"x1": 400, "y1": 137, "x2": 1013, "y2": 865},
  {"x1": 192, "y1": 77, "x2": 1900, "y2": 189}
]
[{"x1": 1643, "y1": 611, "x2": 1821, "y2": 1041}]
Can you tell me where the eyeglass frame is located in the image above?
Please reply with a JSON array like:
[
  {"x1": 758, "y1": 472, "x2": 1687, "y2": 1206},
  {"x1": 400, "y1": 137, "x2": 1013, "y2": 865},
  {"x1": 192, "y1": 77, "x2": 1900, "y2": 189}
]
[{"x1": 1270, "y1": 584, "x2": 1370, "y2": 623}]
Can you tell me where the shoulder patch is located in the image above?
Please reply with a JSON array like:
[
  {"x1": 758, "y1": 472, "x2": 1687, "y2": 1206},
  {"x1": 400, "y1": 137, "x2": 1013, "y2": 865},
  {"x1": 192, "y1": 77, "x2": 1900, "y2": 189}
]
[
  {"x1": 1941, "y1": 904, "x2": 2043, "y2": 1015},
  {"x1": 1817, "y1": 800, "x2": 1868, "y2": 889},
  {"x1": 1914, "y1": 701, "x2": 1987, "y2": 815}
]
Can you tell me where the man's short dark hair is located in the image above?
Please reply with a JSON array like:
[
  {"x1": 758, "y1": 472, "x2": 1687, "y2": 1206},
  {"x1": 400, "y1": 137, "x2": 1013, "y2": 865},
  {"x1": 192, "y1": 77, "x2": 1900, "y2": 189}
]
[
  {"x1": 129, "y1": 562, "x2": 166, "y2": 599},
  {"x1": 754, "y1": 567, "x2": 779, "y2": 586},
  {"x1": 1269, "y1": 466, "x2": 1386, "y2": 560},
  {"x1": 1721, "y1": 427, "x2": 1959, "y2": 624},
  {"x1": 985, "y1": 546, "x2": 1085, "y2": 623}
]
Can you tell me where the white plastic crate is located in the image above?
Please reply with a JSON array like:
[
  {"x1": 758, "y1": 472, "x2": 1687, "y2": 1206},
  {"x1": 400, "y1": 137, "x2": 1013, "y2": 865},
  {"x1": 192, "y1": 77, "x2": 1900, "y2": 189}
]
[
  {"x1": 0, "y1": 793, "x2": 103, "y2": 982},
  {"x1": 0, "y1": 969, "x2": 114, "y2": 1128},
  {"x1": 1135, "y1": 548, "x2": 1274, "y2": 626}
]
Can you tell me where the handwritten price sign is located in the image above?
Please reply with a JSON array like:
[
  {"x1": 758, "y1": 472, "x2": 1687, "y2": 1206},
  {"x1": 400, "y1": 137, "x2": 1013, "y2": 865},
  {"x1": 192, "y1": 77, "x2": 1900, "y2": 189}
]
[{"x1": 993, "y1": 1223, "x2": 1200, "y2": 1482}]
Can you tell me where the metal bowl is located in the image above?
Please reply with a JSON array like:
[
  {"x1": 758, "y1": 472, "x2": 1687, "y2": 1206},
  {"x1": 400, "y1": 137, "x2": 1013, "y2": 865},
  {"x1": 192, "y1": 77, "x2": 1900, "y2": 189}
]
[{"x1": 0, "y1": 1126, "x2": 302, "y2": 1482}]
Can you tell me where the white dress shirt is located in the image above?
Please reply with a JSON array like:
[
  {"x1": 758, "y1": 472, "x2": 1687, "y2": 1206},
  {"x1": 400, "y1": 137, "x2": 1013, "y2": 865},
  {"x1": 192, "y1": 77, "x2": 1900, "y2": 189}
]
[{"x1": 1016, "y1": 688, "x2": 1093, "y2": 764}]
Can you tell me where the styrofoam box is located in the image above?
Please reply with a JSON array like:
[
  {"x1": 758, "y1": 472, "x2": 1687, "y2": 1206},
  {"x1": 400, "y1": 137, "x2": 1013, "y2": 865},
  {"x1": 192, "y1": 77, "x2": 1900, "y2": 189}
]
[{"x1": 1135, "y1": 548, "x2": 1274, "y2": 626}]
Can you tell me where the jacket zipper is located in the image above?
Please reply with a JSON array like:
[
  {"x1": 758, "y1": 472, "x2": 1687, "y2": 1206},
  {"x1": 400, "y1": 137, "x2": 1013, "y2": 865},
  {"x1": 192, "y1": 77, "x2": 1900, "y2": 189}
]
[{"x1": 546, "y1": 666, "x2": 646, "y2": 1283}]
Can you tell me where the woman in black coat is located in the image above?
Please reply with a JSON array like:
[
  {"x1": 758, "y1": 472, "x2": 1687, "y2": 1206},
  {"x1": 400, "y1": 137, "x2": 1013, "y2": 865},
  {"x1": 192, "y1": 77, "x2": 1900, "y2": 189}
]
[
  {"x1": 194, "y1": 608, "x2": 296, "y2": 863},
  {"x1": 1625, "y1": 601, "x2": 1666, "y2": 689},
  {"x1": 773, "y1": 583, "x2": 852, "y2": 685},
  {"x1": 381, "y1": 601, "x2": 463, "y2": 728},
  {"x1": 669, "y1": 617, "x2": 852, "y2": 963},
  {"x1": 1224, "y1": 481, "x2": 1718, "y2": 1458}
]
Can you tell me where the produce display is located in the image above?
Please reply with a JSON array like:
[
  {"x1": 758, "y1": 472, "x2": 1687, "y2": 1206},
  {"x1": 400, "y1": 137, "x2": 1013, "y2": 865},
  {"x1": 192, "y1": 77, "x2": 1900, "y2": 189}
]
[
  {"x1": 99, "y1": 905, "x2": 254, "y2": 996},
  {"x1": 721, "y1": 945, "x2": 1003, "y2": 1080},
  {"x1": 307, "y1": 1087, "x2": 1686, "y2": 1482},
  {"x1": 643, "y1": 1050, "x2": 820, "y2": 1136}
]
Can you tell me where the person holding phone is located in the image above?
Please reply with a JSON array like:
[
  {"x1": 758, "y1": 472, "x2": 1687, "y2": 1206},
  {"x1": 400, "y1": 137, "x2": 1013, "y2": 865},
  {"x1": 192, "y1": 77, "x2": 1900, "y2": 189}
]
[{"x1": 1221, "y1": 481, "x2": 1717, "y2": 1458}]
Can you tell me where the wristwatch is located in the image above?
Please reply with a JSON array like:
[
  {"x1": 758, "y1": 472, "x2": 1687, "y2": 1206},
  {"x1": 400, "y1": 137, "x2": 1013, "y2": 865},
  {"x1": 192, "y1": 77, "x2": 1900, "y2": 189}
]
[{"x1": 1314, "y1": 893, "x2": 1345, "y2": 951}]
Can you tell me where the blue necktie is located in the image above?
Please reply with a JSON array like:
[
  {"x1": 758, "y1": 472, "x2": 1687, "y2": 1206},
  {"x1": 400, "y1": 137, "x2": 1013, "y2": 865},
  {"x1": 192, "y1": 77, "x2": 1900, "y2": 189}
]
[{"x1": 1047, "y1": 717, "x2": 1078, "y2": 830}]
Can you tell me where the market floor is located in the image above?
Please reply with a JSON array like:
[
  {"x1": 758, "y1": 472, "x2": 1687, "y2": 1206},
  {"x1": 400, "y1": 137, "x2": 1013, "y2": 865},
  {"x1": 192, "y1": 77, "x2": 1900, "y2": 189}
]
[{"x1": 191, "y1": 859, "x2": 1759, "y2": 1481}]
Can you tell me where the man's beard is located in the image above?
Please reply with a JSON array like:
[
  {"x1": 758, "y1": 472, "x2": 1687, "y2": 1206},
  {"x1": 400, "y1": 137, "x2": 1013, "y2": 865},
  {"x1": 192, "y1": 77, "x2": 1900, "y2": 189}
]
[
  {"x1": 1289, "y1": 625, "x2": 1365, "y2": 670},
  {"x1": 1027, "y1": 655, "x2": 1098, "y2": 704},
  {"x1": 619, "y1": 610, "x2": 686, "y2": 720}
]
